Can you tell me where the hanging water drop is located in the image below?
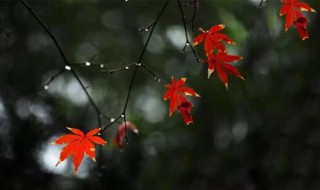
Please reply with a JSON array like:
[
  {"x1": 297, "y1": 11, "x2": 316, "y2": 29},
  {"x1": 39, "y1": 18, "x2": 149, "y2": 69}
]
[
  {"x1": 85, "y1": 61, "x2": 91, "y2": 66},
  {"x1": 64, "y1": 65, "x2": 71, "y2": 70}
]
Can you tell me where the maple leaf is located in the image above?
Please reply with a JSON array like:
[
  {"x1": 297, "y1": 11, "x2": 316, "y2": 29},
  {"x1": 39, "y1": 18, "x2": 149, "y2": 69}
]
[
  {"x1": 279, "y1": 0, "x2": 316, "y2": 37},
  {"x1": 112, "y1": 121, "x2": 138, "y2": 149},
  {"x1": 53, "y1": 127, "x2": 107, "y2": 173},
  {"x1": 164, "y1": 77, "x2": 199, "y2": 116},
  {"x1": 202, "y1": 52, "x2": 244, "y2": 90},
  {"x1": 193, "y1": 24, "x2": 236, "y2": 55},
  {"x1": 178, "y1": 100, "x2": 193, "y2": 125},
  {"x1": 294, "y1": 16, "x2": 309, "y2": 40}
]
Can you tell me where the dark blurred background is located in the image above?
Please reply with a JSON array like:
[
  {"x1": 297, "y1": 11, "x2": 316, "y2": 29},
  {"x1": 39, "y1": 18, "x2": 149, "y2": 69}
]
[{"x1": 0, "y1": 0, "x2": 320, "y2": 189}]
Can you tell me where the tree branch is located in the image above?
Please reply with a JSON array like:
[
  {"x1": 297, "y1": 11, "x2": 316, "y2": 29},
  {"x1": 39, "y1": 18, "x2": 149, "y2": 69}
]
[
  {"x1": 19, "y1": 0, "x2": 103, "y2": 127},
  {"x1": 177, "y1": 0, "x2": 199, "y2": 62}
]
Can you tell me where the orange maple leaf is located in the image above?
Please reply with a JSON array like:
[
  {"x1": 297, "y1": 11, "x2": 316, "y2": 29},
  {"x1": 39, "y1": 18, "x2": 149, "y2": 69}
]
[{"x1": 53, "y1": 127, "x2": 107, "y2": 173}]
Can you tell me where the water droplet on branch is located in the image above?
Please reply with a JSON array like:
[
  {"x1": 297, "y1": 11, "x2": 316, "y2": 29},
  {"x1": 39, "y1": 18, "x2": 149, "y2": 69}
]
[{"x1": 64, "y1": 65, "x2": 71, "y2": 70}]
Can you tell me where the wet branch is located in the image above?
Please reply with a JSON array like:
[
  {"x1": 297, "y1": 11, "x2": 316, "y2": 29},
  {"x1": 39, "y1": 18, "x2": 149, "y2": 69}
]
[{"x1": 19, "y1": 0, "x2": 104, "y2": 126}]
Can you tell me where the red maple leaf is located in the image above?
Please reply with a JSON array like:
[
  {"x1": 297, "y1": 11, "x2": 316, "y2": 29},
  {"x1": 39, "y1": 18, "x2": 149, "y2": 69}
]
[
  {"x1": 53, "y1": 127, "x2": 106, "y2": 173},
  {"x1": 178, "y1": 101, "x2": 193, "y2": 125},
  {"x1": 112, "y1": 121, "x2": 138, "y2": 149},
  {"x1": 202, "y1": 52, "x2": 244, "y2": 89},
  {"x1": 279, "y1": 0, "x2": 316, "y2": 39},
  {"x1": 164, "y1": 77, "x2": 199, "y2": 117},
  {"x1": 294, "y1": 16, "x2": 309, "y2": 40},
  {"x1": 193, "y1": 24, "x2": 236, "y2": 55}
]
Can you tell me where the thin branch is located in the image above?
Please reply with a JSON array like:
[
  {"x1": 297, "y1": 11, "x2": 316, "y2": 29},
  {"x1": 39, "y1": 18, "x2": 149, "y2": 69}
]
[
  {"x1": 119, "y1": 0, "x2": 171, "y2": 137},
  {"x1": 182, "y1": 0, "x2": 199, "y2": 31},
  {"x1": 101, "y1": 115, "x2": 122, "y2": 132},
  {"x1": 19, "y1": 0, "x2": 103, "y2": 127},
  {"x1": 138, "y1": 22, "x2": 155, "y2": 32},
  {"x1": 101, "y1": 62, "x2": 136, "y2": 74},
  {"x1": 122, "y1": 65, "x2": 139, "y2": 114},
  {"x1": 141, "y1": 64, "x2": 169, "y2": 84},
  {"x1": 43, "y1": 69, "x2": 65, "y2": 90},
  {"x1": 191, "y1": 0, "x2": 199, "y2": 31},
  {"x1": 177, "y1": 0, "x2": 199, "y2": 62},
  {"x1": 70, "y1": 62, "x2": 105, "y2": 68},
  {"x1": 123, "y1": 115, "x2": 129, "y2": 144}
]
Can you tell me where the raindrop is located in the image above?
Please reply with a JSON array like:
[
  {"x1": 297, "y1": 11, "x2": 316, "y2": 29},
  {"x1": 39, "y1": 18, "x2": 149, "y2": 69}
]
[
  {"x1": 100, "y1": 64, "x2": 104, "y2": 68},
  {"x1": 125, "y1": 66, "x2": 129, "y2": 70},
  {"x1": 154, "y1": 76, "x2": 161, "y2": 83},
  {"x1": 136, "y1": 62, "x2": 141, "y2": 66},
  {"x1": 85, "y1": 61, "x2": 91, "y2": 66},
  {"x1": 44, "y1": 85, "x2": 49, "y2": 90},
  {"x1": 121, "y1": 114, "x2": 125, "y2": 118},
  {"x1": 110, "y1": 118, "x2": 115, "y2": 122},
  {"x1": 64, "y1": 65, "x2": 71, "y2": 70}
]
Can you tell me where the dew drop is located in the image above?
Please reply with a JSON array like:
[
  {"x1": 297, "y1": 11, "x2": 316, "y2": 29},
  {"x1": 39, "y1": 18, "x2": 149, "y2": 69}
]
[
  {"x1": 100, "y1": 64, "x2": 104, "y2": 68},
  {"x1": 154, "y1": 76, "x2": 161, "y2": 83},
  {"x1": 64, "y1": 65, "x2": 71, "y2": 70},
  {"x1": 98, "y1": 132, "x2": 101, "y2": 136},
  {"x1": 110, "y1": 118, "x2": 115, "y2": 122},
  {"x1": 44, "y1": 85, "x2": 49, "y2": 90},
  {"x1": 121, "y1": 114, "x2": 125, "y2": 118},
  {"x1": 125, "y1": 66, "x2": 129, "y2": 70},
  {"x1": 85, "y1": 61, "x2": 91, "y2": 66},
  {"x1": 136, "y1": 62, "x2": 141, "y2": 66}
]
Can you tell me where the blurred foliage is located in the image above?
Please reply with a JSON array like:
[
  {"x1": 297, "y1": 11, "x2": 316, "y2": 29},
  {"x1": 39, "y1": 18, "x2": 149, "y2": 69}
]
[{"x1": 0, "y1": 0, "x2": 320, "y2": 189}]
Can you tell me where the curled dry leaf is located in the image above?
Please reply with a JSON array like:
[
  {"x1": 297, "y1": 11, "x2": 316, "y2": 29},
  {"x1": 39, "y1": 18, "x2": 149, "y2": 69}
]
[{"x1": 112, "y1": 121, "x2": 138, "y2": 149}]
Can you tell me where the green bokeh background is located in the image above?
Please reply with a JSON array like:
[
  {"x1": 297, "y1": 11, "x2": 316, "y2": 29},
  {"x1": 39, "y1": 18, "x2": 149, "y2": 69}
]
[{"x1": 0, "y1": 0, "x2": 320, "y2": 189}]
